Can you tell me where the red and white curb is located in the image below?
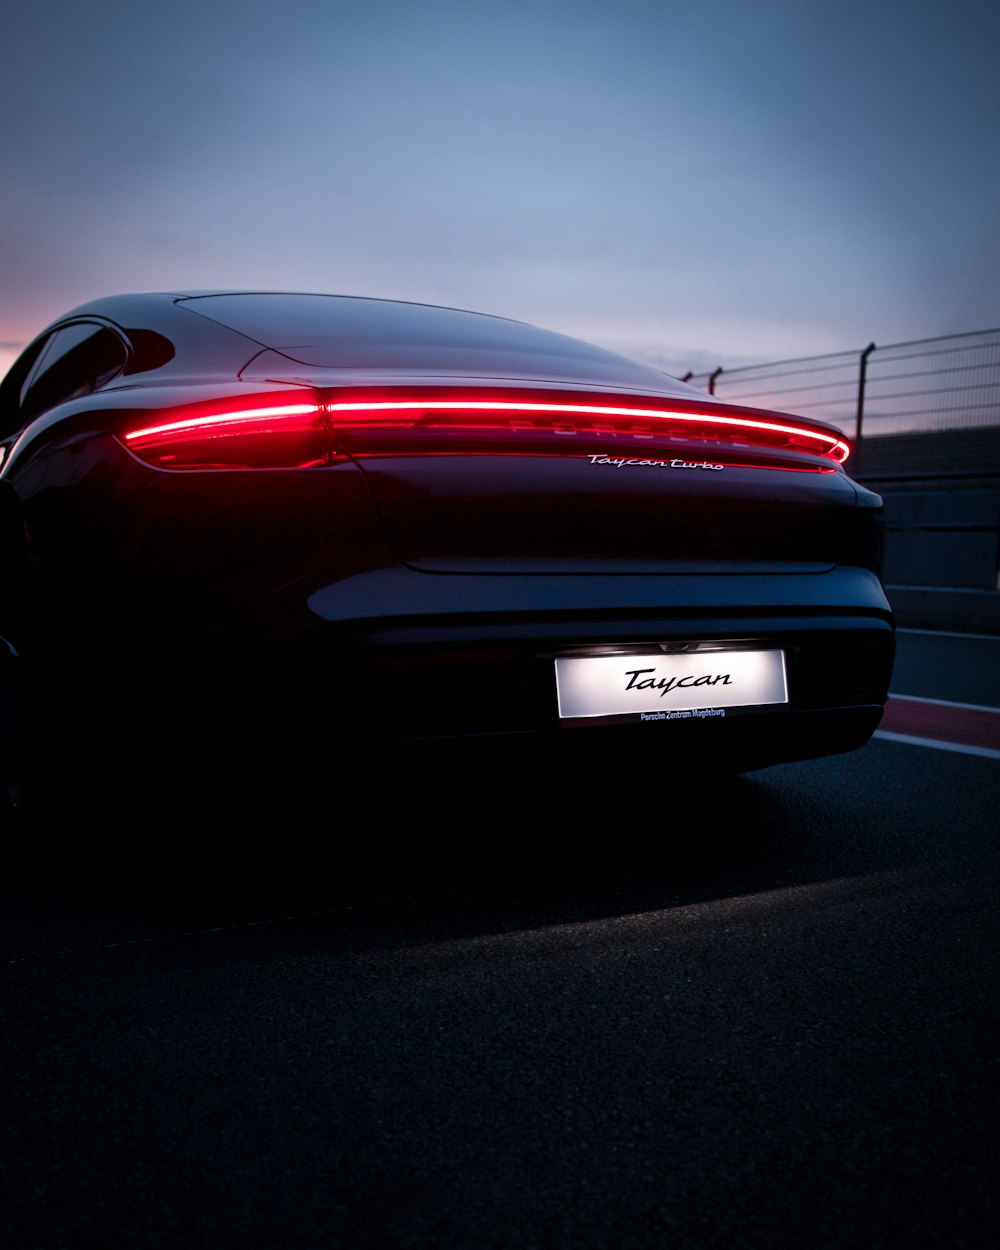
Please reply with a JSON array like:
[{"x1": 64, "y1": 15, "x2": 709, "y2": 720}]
[{"x1": 876, "y1": 694, "x2": 1000, "y2": 759}]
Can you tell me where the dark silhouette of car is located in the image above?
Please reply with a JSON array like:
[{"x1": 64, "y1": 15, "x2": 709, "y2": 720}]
[{"x1": 0, "y1": 292, "x2": 893, "y2": 803}]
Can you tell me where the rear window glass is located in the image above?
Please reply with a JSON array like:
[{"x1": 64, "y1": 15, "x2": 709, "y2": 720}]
[
  {"x1": 178, "y1": 293, "x2": 671, "y2": 387},
  {"x1": 20, "y1": 323, "x2": 127, "y2": 420}
]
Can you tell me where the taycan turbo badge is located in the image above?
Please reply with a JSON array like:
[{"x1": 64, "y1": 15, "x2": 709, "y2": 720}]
[{"x1": 586, "y1": 455, "x2": 724, "y2": 471}]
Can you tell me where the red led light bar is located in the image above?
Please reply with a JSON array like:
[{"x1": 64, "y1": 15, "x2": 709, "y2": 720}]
[
  {"x1": 123, "y1": 403, "x2": 327, "y2": 469},
  {"x1": 121, "y1": 397, "x2": 850, "y2": 468},
  {"x1": 324, "y1": 400, "x2": 851, "y2": 462},
  {"x1": 125, "y1": 403, "x2": 321, "y2": 446}
]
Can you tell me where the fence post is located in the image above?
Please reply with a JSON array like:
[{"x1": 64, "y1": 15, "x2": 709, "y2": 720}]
[
  {"x1": 855, "y1": 342, "x2": 876, "y2": 456},
  {"x1": 709, "y1": 367, "x2": 723, "y2": 396}
]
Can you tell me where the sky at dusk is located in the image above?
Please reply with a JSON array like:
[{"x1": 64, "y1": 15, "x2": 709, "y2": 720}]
[{"x1": 2, "y1": 0, "x2": 998, "y2": 382}]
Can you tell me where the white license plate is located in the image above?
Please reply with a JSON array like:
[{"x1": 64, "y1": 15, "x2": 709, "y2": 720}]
[{"x1": 554, "y1": 649, "x2": 788, "y2": 720}]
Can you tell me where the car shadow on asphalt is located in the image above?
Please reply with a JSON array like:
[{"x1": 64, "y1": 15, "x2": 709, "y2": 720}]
[{"x1": 8, "y1": 739, "x2": 992, "y2": 964}]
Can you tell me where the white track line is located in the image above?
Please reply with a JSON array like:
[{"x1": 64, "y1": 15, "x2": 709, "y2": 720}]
[
  {"x1": 896, "y1": 626, "x2": 1000, "y2": 642},
  {"x1": 889, "y1": 693, "x2": 1000, "y2": 714},
  {"x1": 873, "y1": 730, "x2": 1000, "y2": 760}
]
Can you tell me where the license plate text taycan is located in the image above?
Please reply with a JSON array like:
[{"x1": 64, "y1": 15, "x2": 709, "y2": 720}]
[{"x1": 554, "y1": 649, "x2": 789, "y2": 720}]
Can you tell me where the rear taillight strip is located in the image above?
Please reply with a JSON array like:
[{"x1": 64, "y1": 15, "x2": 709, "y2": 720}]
[
  {"x1": 124, "y1": 404, "x2": 321, "y2": 445},
  {"x1": 325, "y1": 401, "x2": 850, "y2": 462},
  {"x1": 121, "y1": 398, "x2": 850, "y2": 465}
]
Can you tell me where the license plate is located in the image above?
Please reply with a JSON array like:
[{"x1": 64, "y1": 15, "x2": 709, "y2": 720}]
[{"x1": 554, "y1": 649, "x2": 788, "y2": 720}]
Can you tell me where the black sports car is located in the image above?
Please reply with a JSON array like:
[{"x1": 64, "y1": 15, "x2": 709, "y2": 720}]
[{"x1": 0, "y1": 292, "x2": 893, "y2": 802}]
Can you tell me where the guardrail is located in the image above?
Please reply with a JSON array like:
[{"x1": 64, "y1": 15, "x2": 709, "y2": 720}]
[{"x1": 683, "y1": 328, "x2": 1000, "y2": 444}]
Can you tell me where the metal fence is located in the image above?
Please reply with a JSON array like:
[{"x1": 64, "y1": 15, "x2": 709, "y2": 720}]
[{"x1": 683, "y1": 328, "x2": 1000, "y2": 444}]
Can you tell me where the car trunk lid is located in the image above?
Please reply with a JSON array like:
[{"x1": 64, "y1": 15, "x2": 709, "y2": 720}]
[{"x1": 316, "y1": 384, "x2": 857, "y2": 574}]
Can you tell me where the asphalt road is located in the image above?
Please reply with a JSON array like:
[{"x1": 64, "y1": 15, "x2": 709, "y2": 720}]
[{"x1": 2, "y1": 639, "x2": 999, "y2": 1249}]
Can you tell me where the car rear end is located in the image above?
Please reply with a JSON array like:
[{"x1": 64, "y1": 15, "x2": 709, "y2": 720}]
[
  {"x1": 4, "y1": 294, "x2": 894, "y2": 782},
  {"x1": 115, "y1": 380, "x2": 892, "y2": 774}
]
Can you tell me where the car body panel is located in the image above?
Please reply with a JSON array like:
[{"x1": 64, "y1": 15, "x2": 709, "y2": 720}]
[{"x1": 349, "y1": 453, "x2": 857, "y2": 573}]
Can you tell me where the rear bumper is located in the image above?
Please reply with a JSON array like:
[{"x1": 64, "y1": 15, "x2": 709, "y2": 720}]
[
  {"x1": 306, "y1": 564, "x2": 892, "y2": 626},
  {"x1": 35, "y1": 564, "x2": 895, "y2": 776},
  {"x1": 299, "y1": 566, "x2": 892, "y2": 768}
]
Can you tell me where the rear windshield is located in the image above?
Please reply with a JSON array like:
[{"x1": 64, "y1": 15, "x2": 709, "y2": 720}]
[{"x1": 178, "y1": 293, "x2": 675, "y2": 388}]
